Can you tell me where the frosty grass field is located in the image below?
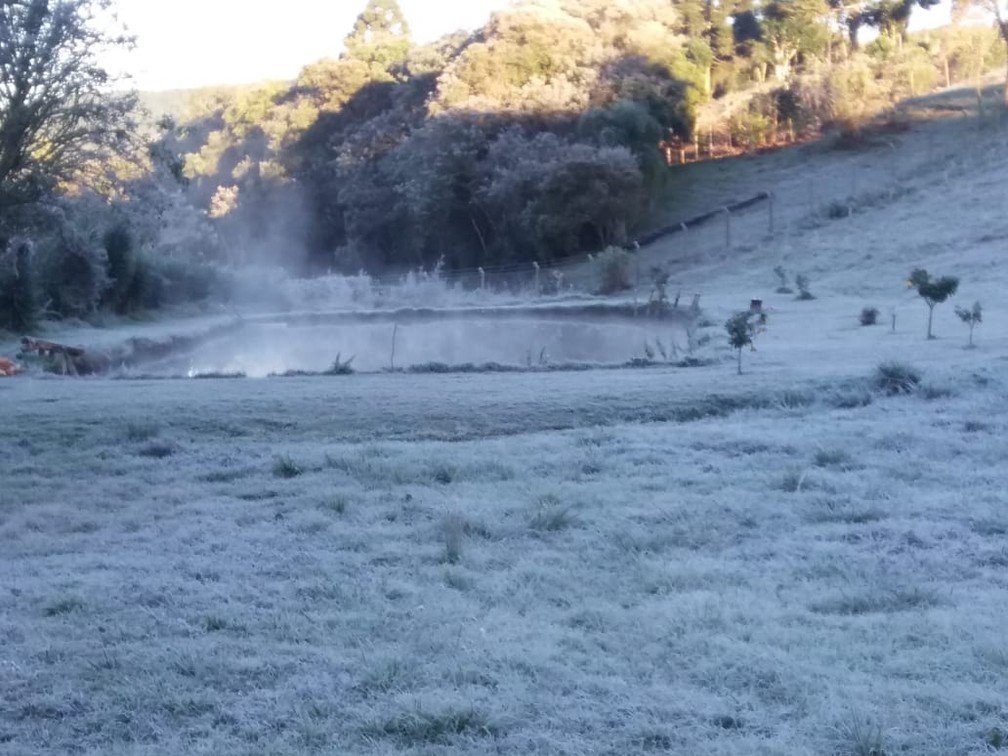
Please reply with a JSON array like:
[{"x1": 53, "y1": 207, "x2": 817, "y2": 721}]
[{"x1": 2, "y1": 97, "x2": 1008, "y2": 754}]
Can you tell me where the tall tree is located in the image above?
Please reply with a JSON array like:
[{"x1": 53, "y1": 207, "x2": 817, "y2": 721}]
[
  {"x1": 761, "y1": 0, "x2": 831, "y2": 80},
  {"x1": 829, "y1": 1, "x2": 866, "y2": 50},
  {"x1": 861, "y1": 0, "x2": 941, "y2": 40},
  {"x1": 0, "y1": 0, "x2": 135, "y2": 213},
  {"x1": 343, "y1": 0, "x2": 412, "y2": 75},
  {"x1": 964, "y1": 0, "x2": 1008, "y2": 104}
]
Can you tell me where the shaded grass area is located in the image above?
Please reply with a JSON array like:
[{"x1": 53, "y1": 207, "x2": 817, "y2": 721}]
[{"x1": 1, "y1": 371, "x2": 1006, "y2": 754}]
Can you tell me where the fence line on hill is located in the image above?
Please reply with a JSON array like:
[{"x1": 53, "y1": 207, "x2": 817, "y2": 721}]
[
  {"x1": 367, "y1": 191, "x2": 777, "y2": 298},
  {"x1": 365, "y1": 114, "x2": 1008, "y2": 304}
]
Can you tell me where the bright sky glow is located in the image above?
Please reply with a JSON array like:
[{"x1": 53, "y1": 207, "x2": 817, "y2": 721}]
[{"x1": 104, "y1": 0, "x2": 514, "y2": 91}]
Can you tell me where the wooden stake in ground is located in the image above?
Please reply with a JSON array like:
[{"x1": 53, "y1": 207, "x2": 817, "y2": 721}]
[{"x1": 390, "y1": 323, "x2": 398, "y2": 371}]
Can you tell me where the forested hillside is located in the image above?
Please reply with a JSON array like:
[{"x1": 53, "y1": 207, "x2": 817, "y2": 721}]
[
  {"x1": 161, "y1": 0, "x2": 1006, "y2": 273},
  {"x1": 1, "y1": 0, "x2": 1006, "y2": 331}
]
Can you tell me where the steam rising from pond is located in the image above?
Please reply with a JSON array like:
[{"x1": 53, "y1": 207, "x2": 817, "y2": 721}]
[{"x1": 141, "y1": 313, "x2": 691, "y2": 377}]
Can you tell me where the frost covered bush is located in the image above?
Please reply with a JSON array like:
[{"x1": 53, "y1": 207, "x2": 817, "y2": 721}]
[
  {"x1": 773, "y1": 266, "x2": 793, "y2": 294},
  {"x1": 529, "y1": 494, "x2": 574, "y2": 532},
  {"x1": 38, "y1": 228, "x2": 108, "y2": 319},
  {"x1": 874, "y1": 362, "x2": 921, "y2": 396},
  {"x1": 593, "y1": 246, "x2": 632, "y2": 294},
  {"x1": 157, "y1": 257, "x2": 222, "y2": 305},
  {"x1": 0, "y1": 238, "x2": 38, "y2": 332},
  {"x1": 859, "y1": 306, "x2": 879, "y2": 326},
  {"x1": 795, "y1": 274, "x2": 815, "y2": 300},
  {"x1": 102, "y1": 225, "x2": 161, "y2": 314},
  {"x1": 272, "y1": 455, "x2": 303, "y2": 479}
]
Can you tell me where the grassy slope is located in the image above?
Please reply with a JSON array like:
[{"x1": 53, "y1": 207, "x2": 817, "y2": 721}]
[{"x1": 2, "y1": 91, "x2": 1008, "y2": 754}]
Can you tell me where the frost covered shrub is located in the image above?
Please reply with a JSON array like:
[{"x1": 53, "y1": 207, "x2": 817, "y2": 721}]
[
  {"x1": 593, "y1": 246, "x2": 632, "y2": 294},
  {"x1": 38, "y1": 229, "x2": 108, "y2": 319},
  {"x1": 529, "y1": 494, "x2": 574, "y2": 532},
  {"x1": 874, "y1": 362, "x2": 921, "y2": 396},
  {"x1": 795, "y1": 274, "x2": 815, "y2": 300},
  {"x1": 859, "y1": 306, "x2": 879, "y2": 326},
  {"x1": 827, "y1": 200, "x2": 851, "y2": 219},
  {"x1": 102, "y1": 225, "x2": 161, "y2": 314},
  {"x1": 0, "y1": 238, "x2": 38, "y2": 332},
  {"x1": 158, "y1": 257, "x2": 221, "y2": 304},
  {"x1": 273, "y1": 455, "x2": 303, "y2": 478},
  {"x1": 773, "y1": 266, "x2": 793, "y2": 294}
]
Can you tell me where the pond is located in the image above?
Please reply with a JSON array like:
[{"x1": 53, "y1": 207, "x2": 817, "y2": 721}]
[{"x1": 135, "y1": 309, "x2": 691, "y2": 377}]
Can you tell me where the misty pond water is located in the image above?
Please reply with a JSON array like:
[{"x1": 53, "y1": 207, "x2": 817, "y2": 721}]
[{"x1": 141, "y1": 312, "x2": 689, "y2": 377}]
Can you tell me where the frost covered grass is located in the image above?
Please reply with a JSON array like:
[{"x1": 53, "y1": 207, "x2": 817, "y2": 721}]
[
  {"x1": 2, "y1": 98, "x2": 1008, "y2": 754},
  {"x1": 1, "y1": 364, "x2": 1006, "y2": 754}
]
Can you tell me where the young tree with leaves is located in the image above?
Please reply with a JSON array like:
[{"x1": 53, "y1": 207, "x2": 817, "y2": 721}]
[
  {"x1": 908, "y1": 268, "x2": 959, "y2": 339},
  {"x1": 954, "y1": 301, "x2": 982, "y2": 347},
  {"x1": 725, "y1": 311, "x2": 759, "y2": 374}
]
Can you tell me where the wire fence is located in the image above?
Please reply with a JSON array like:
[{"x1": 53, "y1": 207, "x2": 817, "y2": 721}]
[{"x1": 366, "y1": 109, "x2": 1008, "y2": 307}]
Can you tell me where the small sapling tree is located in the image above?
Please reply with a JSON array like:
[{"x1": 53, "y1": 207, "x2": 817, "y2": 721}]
[
  {"x1": 725, "y1": 311, "x2": 758, "y2": 374},
  {"x1": 773, "y1": 265, "x2": 793, "y2": 293},
  {"x1": 954, "y1": 301, "x2": 982, "y2": 347},
  {"x1": 795, "y1": 274, "x2": 815, "y2": 300},
  {"x1": 908, "y1": 269, "x2": 958, "y2": 339}
]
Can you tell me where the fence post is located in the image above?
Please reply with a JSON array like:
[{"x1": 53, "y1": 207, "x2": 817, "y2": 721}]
[
  {"x1": 724, "y1": 207, "x2": 732, "y2": 251},
  {"x1": 888, "y1": 143, "x2": 897, "y2": 190},
  {"x1": 390, "y1": 323, "x2": 398, "y2": 371},
  {"x1": 768, "y1": 192, "x2": 775, "y2": 237},
  {"x1": 478, "y1": 266, "x2": 485, "y2": 290},
  {"x1": 532, "y1": 261, "x2": 540, "y2": 296}
]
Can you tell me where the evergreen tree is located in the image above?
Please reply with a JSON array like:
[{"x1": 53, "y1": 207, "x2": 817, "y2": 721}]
[
  {"x1": 344, "y1": 0, "x2": 412, "y2": 75},
  {"x1": 761, "y1": 0, "x2": 831, "y2": 80},
  {"x1": 862, "y1": 0, "x2": 941, "y2": 41}
]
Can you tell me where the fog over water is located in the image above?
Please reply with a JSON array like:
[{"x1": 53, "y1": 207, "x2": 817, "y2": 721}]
[{"x1": 142, "y1": 315, "x2": 689, "y2": 377}]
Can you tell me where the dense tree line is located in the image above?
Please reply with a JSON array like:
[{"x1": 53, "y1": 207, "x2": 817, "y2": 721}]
[
  {"x1": 165, "y1": 0, "x2": 1005, "y2": 275},
  {"x1": 1, "y1": 0, "x2": 1006, "y2": 331}
]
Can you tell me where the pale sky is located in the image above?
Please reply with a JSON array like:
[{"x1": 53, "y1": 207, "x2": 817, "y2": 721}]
[
  {"x1": 104, "y1": 0, "x2": 957, "y2": 92},
  {"x1": 103, "y1": 0, "x2": 514, "y2": 91}
]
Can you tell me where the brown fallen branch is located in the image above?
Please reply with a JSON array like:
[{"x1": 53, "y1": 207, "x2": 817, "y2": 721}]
[
  {"x1": 19, "y1": 337, "x2": 102, "y2": 376},
  {"x1": 19, "y1": 337, "x2": 86, "y2": 358}
]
